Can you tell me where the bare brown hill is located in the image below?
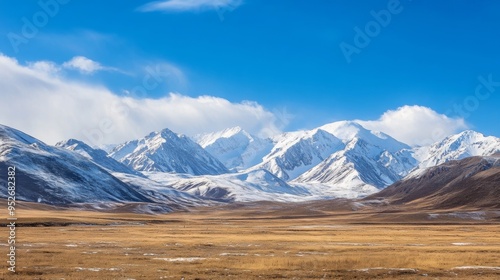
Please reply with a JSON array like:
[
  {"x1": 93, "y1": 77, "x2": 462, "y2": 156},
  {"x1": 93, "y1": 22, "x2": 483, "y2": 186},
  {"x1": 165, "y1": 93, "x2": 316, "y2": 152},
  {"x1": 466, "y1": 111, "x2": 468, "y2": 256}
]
[{"x1": 367, "y1": 155, "x2": 500, "y2": 209}]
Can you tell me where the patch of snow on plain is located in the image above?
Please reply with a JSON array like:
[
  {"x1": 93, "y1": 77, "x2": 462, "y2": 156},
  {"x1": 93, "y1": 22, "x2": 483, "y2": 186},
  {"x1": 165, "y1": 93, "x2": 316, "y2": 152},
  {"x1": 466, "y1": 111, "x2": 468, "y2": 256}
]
[
  {"x1": 153, "y1": 257, "x2": 206, "y2": 262},
  {"x1": 453, "y1": 266, "x2": 500, "y2": 270}
]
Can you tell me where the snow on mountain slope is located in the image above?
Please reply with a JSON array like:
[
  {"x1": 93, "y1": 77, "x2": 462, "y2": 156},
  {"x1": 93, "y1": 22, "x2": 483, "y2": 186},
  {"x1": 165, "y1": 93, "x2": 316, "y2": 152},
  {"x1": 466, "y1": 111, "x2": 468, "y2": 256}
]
[
  {"x1": 3, "y1": 120, "x2": 499, "y2": 206},
  {"x1": 110, "y1": 128, "x2": 229, "y2": 175},
  {"x1": 194, "y1": 127, "x2": 273, "y2": 171},
  {"x1": 0, "y1": 124, "x2": 222, "y2": 212},
  {"x1": 145, "y1": 169, "x2": 311, "y2": 202},
  {"x1": 413, "y1": 130, "x2": 500, "y2": 169},
  {"x1": 291, "y1": 181, "x2": 379, "y2": 199},
  {"x1": 294, "y1": 122, "x2": 417, "y2": 191},
  {"x1": 56, "y1": 139, "x2": 142, "y2": 176},
  {"x1": 0, "y1": 125, "x2": 151, "y2": 205},
  {"x1": 321, "y1": 121, "x2": 409, "y2": 152},
  {"x1": 248, "y1": 129, "x2": 345, "y2": 181},
  {"x1": 113, "y1": 173, "x2": 220, "y2": 210},
  {"x1": 219, "y1": 121, "x2": 419, "y2": 197},
  {"x1": 295, "y1": 138, "x2": 414, "y2": 190}
]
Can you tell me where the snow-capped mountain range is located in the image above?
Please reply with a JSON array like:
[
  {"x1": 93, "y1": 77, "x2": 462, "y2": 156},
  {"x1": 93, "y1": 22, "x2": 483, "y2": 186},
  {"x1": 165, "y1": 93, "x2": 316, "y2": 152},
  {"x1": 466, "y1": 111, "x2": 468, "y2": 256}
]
[
  {"x1": 185, "y1": 121, "x2": 498, "y2": 199},
  {"x1": 1, "y1": 120, "x2": 499, "y2": 208},
  {"x1": 109, "y1": 128, "x2": 228, "y2": 175},
  {"x1": 0, "y1": 125, "x2": 220, "y2": 213}
]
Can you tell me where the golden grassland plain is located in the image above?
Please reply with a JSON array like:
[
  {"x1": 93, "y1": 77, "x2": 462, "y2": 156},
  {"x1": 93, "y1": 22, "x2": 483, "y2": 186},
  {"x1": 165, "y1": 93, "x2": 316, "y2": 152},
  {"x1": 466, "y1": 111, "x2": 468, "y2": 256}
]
[{"x1": 1, "y1": 206, "x2": 500, "y2": 280}]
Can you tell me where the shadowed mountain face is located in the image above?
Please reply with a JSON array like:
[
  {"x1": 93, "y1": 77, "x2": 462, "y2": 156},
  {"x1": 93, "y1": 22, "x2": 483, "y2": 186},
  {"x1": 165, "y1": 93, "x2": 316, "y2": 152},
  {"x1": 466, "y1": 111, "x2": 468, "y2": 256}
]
[
  {"x1": 0, "y1": 125, "x2": 151, "y2": 205},
  {"x1": 56, "y1": 139, "x2": 144, "y2": 177},
  {"x1": 367, "y1": 155, "x2": 500, "y2": 209},
  {"x1": 0, "y1": 125, "x2": 215, "y2": 212}
]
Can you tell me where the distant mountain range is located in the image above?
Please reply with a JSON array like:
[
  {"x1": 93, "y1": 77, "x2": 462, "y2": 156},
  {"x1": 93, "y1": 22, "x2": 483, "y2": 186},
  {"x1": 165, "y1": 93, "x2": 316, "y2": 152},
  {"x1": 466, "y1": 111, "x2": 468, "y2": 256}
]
[
  {"x1": 0, "y1": 120, "x2": 499, "y2": 212},
  {"x1": 191, "y1": 121, "x2": 498, "y2": 199}
]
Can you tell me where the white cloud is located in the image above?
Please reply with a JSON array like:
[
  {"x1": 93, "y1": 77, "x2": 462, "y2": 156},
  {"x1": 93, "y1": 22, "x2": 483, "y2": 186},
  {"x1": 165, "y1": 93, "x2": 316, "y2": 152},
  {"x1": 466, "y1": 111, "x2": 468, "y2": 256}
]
[
  {"x1": 356, "y1": 105, "x2": 468, "y2": 146},
  {"x1": 0, "y1": 55, "x2": 468, "y2": 149},
  {"x1": 62, "y1": 56, "x2": 111, "y2": 74},
  {"x1": 27, "y1": 61, "x2": 61, "y2": 75},
  {"x1": 0, "y1": 54, "x2": 281, "y2": 147},
  {"x1": 138, "y1": 0, "x2": 243, "y2": 13}
]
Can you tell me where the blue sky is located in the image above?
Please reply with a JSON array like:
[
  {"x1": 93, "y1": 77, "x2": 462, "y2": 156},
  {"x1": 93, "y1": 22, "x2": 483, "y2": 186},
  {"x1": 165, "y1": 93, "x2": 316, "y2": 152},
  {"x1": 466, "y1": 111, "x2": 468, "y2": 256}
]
[{"x1": 0, "y1": 0, "x2": 499, "y2": 145}]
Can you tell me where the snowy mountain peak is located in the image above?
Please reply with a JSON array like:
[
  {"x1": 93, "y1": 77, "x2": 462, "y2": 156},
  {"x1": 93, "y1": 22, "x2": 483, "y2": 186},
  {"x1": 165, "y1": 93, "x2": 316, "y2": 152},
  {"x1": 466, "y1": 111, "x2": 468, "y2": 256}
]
[
  {"x1": 219, "y1": 126, "x2": 245, "y2": 137},
  {"x1": 159, "y1": 127, "x2": 179, "y2": 137},
  {"x1": 320, "y1": 121, "x2": 409, "y2": 153},
  {"x1": 140, "y1": 128, "x2": 180, "y2": 143},
  {"x1": 268, "y1": 128, "x2": 343, "y2": 159},
  {"x1": 152, "y1": 128, "x2": 180, "y2": 142},
  {"x1": 55, "y1": 138, "x2": 83, "y2": 147},
  {"x1": 194, "y1": 127, "x2": 273, "y2": 171},
  {"x1": 253, "y1": 128, "x2": 345, "y2": 181},
  {"x1": 194, "y1": 126, "x2": 249, "y2": 148},
  {"x1": 110, "y1": 128, "x2": 229, "y2": 175},
  {"x1": 414, "y1": 130, "x2": 500, "y2": 169},
  {"x1": 446, "y1": 130, "x2": 489, "y2": 145},
  {"x1": 56, "y1": 138, "x2": 95, "y2": 157},
  {"x1": 319, "y1": 121, "x2": 366, "y2": 141},
  {"x1": 459, "y1": 129, "x2": 483, "y2": 137},
  {"x1": 0, "y1": 124, "x2": 42, "y2": 146}
]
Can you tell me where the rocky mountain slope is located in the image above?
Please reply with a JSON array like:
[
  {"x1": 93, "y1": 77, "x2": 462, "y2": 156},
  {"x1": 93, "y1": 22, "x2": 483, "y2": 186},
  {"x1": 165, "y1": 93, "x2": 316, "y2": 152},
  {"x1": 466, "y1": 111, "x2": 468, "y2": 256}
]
[
  {"x1": 0, "y1": 125, "x2": 218, "y2": 212},
  {"x1": 367, "y1": 154, "x2": 500, "y2": 209},
  {"x1": 56, "y1": 139, "x2": 142, "y2": 176}
]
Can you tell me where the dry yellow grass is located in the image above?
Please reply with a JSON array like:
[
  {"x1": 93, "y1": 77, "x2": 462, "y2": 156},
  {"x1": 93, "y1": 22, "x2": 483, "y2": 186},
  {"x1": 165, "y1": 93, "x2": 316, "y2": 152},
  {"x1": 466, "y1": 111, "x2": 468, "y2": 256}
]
[{"x1": 0, "y1": 207, "x2": 499, "y2": 279}]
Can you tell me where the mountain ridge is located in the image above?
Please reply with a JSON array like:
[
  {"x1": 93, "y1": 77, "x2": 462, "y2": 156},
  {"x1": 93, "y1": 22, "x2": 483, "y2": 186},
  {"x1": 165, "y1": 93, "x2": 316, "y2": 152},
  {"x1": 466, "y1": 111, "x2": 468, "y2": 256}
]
[
  {"x1": 110, "y1": 128, "x2": 229, "y2": 175},
  {"x1": 56, "y1": 138, "x2": 143, "y2": 177},
  {"x1": 193, "y1": 126, "x2": 274, "y2": 171},
  {"x1": 1, "y1": 122, "x2": 499, "y2": 205}
]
